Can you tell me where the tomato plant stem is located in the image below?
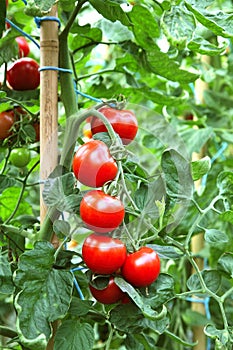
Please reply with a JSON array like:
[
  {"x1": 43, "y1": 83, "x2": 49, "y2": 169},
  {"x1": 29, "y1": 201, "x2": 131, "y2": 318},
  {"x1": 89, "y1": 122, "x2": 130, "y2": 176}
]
[
  {"x1": 105, "y1": 324, "x2": 114, "y2": 350},
  {"x1": 0, "y1": 326, "x2": 18, "y2": 339},
  {"x1": 4, "y1": 160, "x2": 39, "y2": 225},
  {"x1": 0, "y1": 148, "x2": 10, "y2": 174},
  {"x1": 118, "y1": 161, "x2": 139, "y2": 211},
  {"x1": 221, "y1": 286, "x2": 233, "y2": 302}
]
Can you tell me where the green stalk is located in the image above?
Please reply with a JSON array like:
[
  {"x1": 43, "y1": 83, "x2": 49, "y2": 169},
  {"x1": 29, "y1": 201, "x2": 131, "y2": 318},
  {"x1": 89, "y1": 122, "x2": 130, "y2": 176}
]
[
  {"x1": 4, "y1": 161, "x2": 39, "y2": 225},
  {"x1": 0, "y1": 326, "x2": 18, "y2": 339}
]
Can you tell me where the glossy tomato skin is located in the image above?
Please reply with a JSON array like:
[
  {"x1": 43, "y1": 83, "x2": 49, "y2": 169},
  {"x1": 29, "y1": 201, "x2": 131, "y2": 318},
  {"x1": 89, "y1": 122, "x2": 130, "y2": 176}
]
[
  {"x1": 80, "y1": 190, "x2": 125, "y2": 233},
  {"x1": 72, "y1": 140, "x2": 118, "y2": 188},
  {"x1": 0, "y1": 111, "x2": 15, "y2": 140},
  {"x1": 121, "y1": 247, "x2": 160, "y2": 287},
  {"x1": 7, "y1": 58, "x2": 40, "y2": 90},
  {"x1": 91, "y1": 107, "x2": 138, "y2": 145},
  {"x1": 89, "y1": 277, "x2": 124, "y2": 304},
  {"x1": 15, "y1": 37, "x2": 30, "y2": 58},
  {"x1": 9, "y1": 148, "x2": 31, "y2": 168},
  {"x1": 82, "y1": 233, "x2": 127, "y2": 274}
]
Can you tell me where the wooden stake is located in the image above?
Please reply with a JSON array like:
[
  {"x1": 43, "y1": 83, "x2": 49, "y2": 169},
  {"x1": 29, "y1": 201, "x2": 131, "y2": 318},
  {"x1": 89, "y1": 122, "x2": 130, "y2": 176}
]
[
  {"x1": 191, "y1": 55, "x2": 210, "y2": 350},
  {"x1": 39, "y1": 5, "x2": 59, "y2": 224}
]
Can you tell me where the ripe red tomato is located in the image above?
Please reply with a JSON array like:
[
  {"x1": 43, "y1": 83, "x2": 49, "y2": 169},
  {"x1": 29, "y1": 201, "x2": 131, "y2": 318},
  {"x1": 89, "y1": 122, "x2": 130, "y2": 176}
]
[
  {"x1": 15, "y1": 37, "x2": 30, "y2": 58},
  {"x1": 91, "y1": 107, "x2": 138, "y2": 145},
  {"x1": 89, "y1": 277, "x2": 124, "y2": 304},
  {"x1": 7, "y1": 58, "x2": 40, "y2": 90},
  {"x1": 80, "y1": 190, "x2": 125, "y2": 233},
  {"x1": 82, "y1": 233, "x2": 127, "y2": 274},
  {"x1": 121, "y1": 247, "x2": 160, "y2": 287},
  {"x1": 0, "y1": 111, "x2": 15, "y2": 140},
  {"x1": 72, "y1": 140, "x2": 118, "y2": 188}
]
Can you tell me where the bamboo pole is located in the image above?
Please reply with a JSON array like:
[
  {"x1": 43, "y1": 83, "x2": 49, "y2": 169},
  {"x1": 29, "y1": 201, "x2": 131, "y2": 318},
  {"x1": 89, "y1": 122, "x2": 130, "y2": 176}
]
[
  {"x1": 39, "y1": 7, "x2": 60, "y2": 350},
  {"x1": 191, "y1": 55, "x2": 210, "y2": 350},
  {"x1": 39, "y1": 6, "x2": 59, "y2": 224}
]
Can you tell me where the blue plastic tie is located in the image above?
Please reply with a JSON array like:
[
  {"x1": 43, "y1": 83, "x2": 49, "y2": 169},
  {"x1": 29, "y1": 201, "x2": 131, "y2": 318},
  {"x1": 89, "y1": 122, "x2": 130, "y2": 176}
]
[
  {"x1": 34, "y1": 16, "x2": 61, "y2": 29},
  {"x1": 21, "y1": 0, "x2": 27, "y2": 4},
  {"x1": 71, "y1": 270, "x2": 85, "y2": 300},
  {"x1": 5, "y1": 18, "x2": 40, "y2": 49},
  {"x1": 74, "y1": 88, "x2": 102, "y2": 103},
  {"x1": 39, "y1": 66, "x2": 73, "y2": 74},
  {"x1": 201, "y1": 141, "x2": 228, "y2": 188}
]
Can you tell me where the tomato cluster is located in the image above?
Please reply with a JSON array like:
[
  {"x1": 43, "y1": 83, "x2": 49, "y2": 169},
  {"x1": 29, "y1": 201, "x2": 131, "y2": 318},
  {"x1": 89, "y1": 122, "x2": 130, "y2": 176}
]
[
  {"x1": 82, "y1": 233, "x2": 161, "y2": 304},
  {"x1": 72, "y1": 107, "x2": 160, "y2": 304}
]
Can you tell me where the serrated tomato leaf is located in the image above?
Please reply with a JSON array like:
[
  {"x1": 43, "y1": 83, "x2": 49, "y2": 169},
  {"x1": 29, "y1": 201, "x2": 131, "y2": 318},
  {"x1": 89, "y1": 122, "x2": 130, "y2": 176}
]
[
  {"x1": 14, "y1": 241, "x2": 73, "y2": 348},
  {"x1": 54, "y1": 320, "x2": 94, "y2": 350}
]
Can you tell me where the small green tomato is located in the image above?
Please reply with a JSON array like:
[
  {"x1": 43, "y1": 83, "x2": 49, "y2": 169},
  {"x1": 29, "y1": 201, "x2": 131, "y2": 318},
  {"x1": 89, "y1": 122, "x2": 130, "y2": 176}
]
[{"x1": 9, "y1": 148, "x2": 31, "y2": 168}]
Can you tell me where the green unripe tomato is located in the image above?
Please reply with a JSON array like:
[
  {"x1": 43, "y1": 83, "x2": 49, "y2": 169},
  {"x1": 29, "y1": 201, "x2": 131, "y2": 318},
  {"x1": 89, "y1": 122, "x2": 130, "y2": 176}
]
[{"x1": 9, "y1": 148, "x2": 31, "y2": 168}]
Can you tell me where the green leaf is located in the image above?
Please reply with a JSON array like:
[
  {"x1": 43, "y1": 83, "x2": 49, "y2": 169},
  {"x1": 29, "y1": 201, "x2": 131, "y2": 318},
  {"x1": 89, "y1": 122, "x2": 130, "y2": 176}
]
[
  {"x1": 89, "y1": 0, "x2": 131, "y2": 26},
  {"x1": 0, "y1": 31, "x2": 18, "y2": 66},
  {"x1": 0, "y1": 91, "x2": 7, "y2": 99},
  {"x1": 114, "y1": 277, "x2": 167, "y2": 321},
  {"x1": 191, "y1": 156, "x2": 211, "y2": 181},
  {"x1": 54, "y1": 320, "x2": 95, "y2": 350},
  {"x1": 53, "y1": 220, "x2": 71, "y2": 238},
  {"x1": 180, "y1": 127, "x2": 213, "y2": 155},
  {"x1": 187, "y1": 270, "x2": 222, "y2": 293},
  {"x1": 0, "y1": 187, "x2": 33, "y2": 222},
  {"x1": 161, "y1": 148, "x2": 193, "y2": 199},
  {"x1": 134, "y1": 184, "x2": 149, "y2": 211},
  {"x1": 110, "y1": 303, "x2": 146, "y2": 333},
  {"x1": 0, "y1": 253, "x2": 15, "y2": 294},
  {"x1": 14, "y1": 242, "x2": 73, "y2": 347},
  {"x1": 204, "y1": 229, "x2": 228, "y2": 245},
  {"x1": 97, "y1": 18, "x2": 133, "y2": 42},
  {"x1": 182, "y1": 309, "x2": 210, "y2": 326},
  {"x1": 145, "y1": 273, "x2": 175, "y2": 309},
  {"x1": 217, "y1": 253, "x2": 233, "y2": 279},
  {"x1": 204, "y1": 324, "x2": 230, "y2": 345},
  {"x1": 161, "y1": 5, "x2": 196, "y2": 49},
  {"x1": 60, "y1": 0, "x2": 78, "y2": 12},
  {"x1": 145, "y1": 45, "x2": 199, "y2": 83},
  {"x1": 188, "y1": 37, "x2": 228, "y2": 55},
  {"x1": 68, "y1": 298, "x2": 94, "y2": 317},
  {"x1": 0, "y1": 175, "x2": 16, "y2": 194},
  {"x1": 219, "y1": 211, "x2": 233, "y2": 225},
  {"x1": 24, "y1": 0, "x2": 57, "y2": 16},
  {"x1": 129, "y1": 5, "x2": 160, "y2": 48},
  {"x1": 204, "y1": 90, "x2": 233, "y2": 110},
  {"x1": 185, "y1": 1, "x2": 233, "y2": 38},
  {"x1": 148, "y1": 244, "x2": 183, "y2": 259},
  {"x1": 43, "y1": 173, "x2": 82, "y2": 212},
  {"x1": 217, "y1": 171, "x2": 233, "y2": 197},
  {"x1": 70, "y1": 27, "x2": 102, "y2": 52},
  {"x1": 125, "y1": 333, "x2": 144, "y2": 350},
  {"x1": 0, "y1": 0, "x2": 6, "y2": 37}
]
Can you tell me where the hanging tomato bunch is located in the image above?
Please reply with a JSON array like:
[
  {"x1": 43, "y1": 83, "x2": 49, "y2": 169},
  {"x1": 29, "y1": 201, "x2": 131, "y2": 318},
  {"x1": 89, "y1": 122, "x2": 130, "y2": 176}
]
[{"x1": 72, "y1": 106, "x2": 161, "y2": 304}]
